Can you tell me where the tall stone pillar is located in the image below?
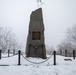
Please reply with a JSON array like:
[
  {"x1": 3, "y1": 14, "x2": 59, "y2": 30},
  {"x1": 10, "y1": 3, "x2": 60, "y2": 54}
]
[{"x1": 26, "y1": 8, "x2": 46, "y2": 59}]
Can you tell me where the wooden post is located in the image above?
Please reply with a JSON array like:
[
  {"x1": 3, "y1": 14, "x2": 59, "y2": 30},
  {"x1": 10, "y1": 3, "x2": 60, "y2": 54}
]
[
  {"x1": 53, "y1": 51, "x2": 56, "y2": 65},
  {"x1": 0, "y1": 50, "x2": 2, "y2": 59},
  {"x1": 13, "y1": 49, "x2": 15, "y2": 55},
  {"x1": 8, "y1": 49, "x2": 10, "y2": 57},
  {"x1": 18, "y1": 50, "x2": 21, "y2": 65},
  {"x1": 65, "y1": 49, "x2": 67, "y2": 57},
  {"x1": 73, "y1": 50, "x2": 75, "y2": 59},
  {"x1": 60, "y1": 49, "x2": 62, "y2": 55}
]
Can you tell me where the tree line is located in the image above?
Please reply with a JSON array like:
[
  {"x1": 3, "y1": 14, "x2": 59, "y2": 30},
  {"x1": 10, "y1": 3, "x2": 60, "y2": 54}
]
[
  {"x1": 0, "y1": 25, "x2": 21, "y2": 53},
  {"x1": 46, "y1": 24, "x2": 76, "y2": 55},
  {"x1": 58, "y1": 24, "x2": 76, "y2": 54}
]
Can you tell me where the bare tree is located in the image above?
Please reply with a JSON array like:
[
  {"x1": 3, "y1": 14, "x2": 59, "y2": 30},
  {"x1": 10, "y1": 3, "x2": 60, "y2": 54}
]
[
  {"x1": 0, "y1": 26, "x2": 21, "y2": 53},
  {"x1": 66, "y1": 24, "x2": 76, "y2": 49},
  {"x1": 57, "y1": 24, "x2": 76, "y2": 55},
  {"x1": 46, "y1": 45, "x2": 54, "y2": 55},
  {"x1": 58, "y1": 40, "x2": 73, "y2": 51}
]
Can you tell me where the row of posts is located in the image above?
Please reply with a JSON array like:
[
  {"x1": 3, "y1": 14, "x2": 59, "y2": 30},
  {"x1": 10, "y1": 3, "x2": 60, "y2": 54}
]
[
  {"x1": 60, "y1": 50, "x2": 75, "y2": 59},
  {"x1": 0, "y1": 50, "x2": 56, "y2": 65},
  {"x1": 17, "y1": 50, "x2": 56, "y2": 65},
  {"x1": 0, "y1": 49, "x2": 15, "y2": 59},
  {"x1": 18, "y1": 50, "x2": 75, "y2": 65},
  {"x1": 0, "y1": 50, "x2": 75, "y2": 65}
]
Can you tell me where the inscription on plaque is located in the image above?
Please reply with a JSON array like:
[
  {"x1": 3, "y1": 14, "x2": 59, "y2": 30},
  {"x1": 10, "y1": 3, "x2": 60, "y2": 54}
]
[{"x1": 32, "y1": 32, "x2": 40, "y2": 40}]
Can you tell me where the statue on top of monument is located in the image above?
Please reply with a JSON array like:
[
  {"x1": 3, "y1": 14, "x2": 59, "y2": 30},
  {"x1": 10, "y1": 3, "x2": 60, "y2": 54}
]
[{"x1": 37, "y1": 0, "x2": 44, "y2": 7}]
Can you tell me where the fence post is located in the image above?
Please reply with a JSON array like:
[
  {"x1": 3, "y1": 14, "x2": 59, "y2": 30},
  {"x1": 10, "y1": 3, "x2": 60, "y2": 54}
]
[
  {"x1": 53, "y1": 51, "x2": 56, "y2": 65},
  {"x1": 0, "y1": 50, "x2": 2, "y2": 59},
  {"x1": 65, "y1": 49, "x2": 67, "y2": 57},
  {"x1": 60, "y1": 49, "x2": 62, "y2": 55},
  {"x1": 8, "y1": 49, "x2": 10, "y2": 57},
  {"x1": 13, "y1": 49, "x2": 15, "y2": 55},
  {"x1": 18, "y1": 50, "x2": 21, "y2": 65},
  {"x1": 73, "y1": 50, "x2": 75, "y2": 59}
]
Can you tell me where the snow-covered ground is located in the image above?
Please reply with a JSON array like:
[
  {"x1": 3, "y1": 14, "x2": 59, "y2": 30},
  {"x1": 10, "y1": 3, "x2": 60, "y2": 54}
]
[{"x1": 0, "y1": 54, "x2": 76, "y2": 75}]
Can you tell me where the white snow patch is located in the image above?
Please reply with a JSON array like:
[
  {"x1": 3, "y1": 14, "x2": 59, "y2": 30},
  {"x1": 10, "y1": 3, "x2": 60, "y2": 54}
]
[{"x1": 0, "y1": 54, "x2": 76, "y2": 75}]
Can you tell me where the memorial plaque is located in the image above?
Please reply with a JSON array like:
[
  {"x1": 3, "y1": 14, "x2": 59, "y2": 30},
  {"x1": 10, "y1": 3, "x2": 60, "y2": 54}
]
[{"x1": 32, "y1": 32, "x2": 40, "y2": 40}]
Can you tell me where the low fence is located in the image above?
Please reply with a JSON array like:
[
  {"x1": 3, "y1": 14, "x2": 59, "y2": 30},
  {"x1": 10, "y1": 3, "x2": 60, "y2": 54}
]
[
  {"x1": 0, "y1": 50, "x2": 75, "y2": 66},
  {"x1": 57, "y1": 49, "x2": 76, "y2": 58}
]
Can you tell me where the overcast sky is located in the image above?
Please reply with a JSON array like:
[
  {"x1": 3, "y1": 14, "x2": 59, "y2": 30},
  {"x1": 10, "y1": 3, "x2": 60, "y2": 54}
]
[{"x1": 0, "y1": 0, "x2": 76, "y2": 50}]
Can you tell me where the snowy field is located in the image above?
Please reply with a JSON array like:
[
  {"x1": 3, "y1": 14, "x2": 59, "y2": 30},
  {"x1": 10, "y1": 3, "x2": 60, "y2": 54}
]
[{"x1": 0, "y1": 54, "x2": 76, "y2": 75}]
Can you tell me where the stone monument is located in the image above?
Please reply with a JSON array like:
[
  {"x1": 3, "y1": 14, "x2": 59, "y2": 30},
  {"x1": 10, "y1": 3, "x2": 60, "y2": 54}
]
[{"x1": 26, "y1": 8, "x2": 46, "y2": 59}]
